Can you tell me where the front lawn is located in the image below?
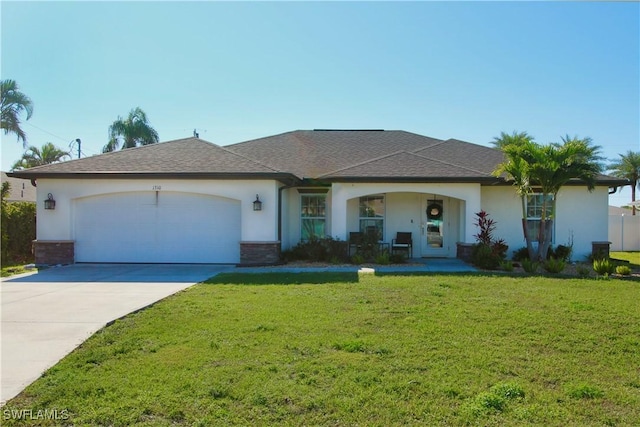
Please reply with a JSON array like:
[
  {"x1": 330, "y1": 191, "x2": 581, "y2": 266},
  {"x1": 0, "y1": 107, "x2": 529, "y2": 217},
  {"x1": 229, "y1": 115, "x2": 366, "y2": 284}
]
[{"x1": 4, "y1": 273, "x2": 639, "y2": 426}]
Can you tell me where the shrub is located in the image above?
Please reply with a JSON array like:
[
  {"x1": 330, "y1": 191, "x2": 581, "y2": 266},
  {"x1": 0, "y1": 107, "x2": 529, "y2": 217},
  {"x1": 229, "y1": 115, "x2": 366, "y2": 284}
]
[
  {"x1": 593, "y1": 258, "x2": 616, "y2": 276},
  {"x1": 615, "y1": 265, "x2": 631, "y2": 276},
  {"x1": 512, "y1": 247, "x2": 530, "y2": 262},
  {"x1": 471, "y1": 211, "x2": 508, "y2": 270},
  {"x1": 522, "y1": 259, "x2": 539, "y2": 273},
  {"x1": 389, "y1": 253, "x2": 406, "y2": 264},
  {"x1": 374, "y1": 251, "x2": 390, "y2": 265},
  {"x1": 500, "y1": 260, "x2": 514, "y2": 272},
  {"x1": 1, "y1": 201, "x2": 36, "y2": 265},
  {"x1": 283, "y1": 236, "x2": 348, "y2": 263},
  {"x1": 550, "y1": 244, "x2": 572, "y2": 262},
  {"x1": 471, "y1": 243, "x2": 501, "y2": 270},
  {"x1": 576, "y1": 264, "x2": 591, "y2": 278},
  {"x1": 543, "y1": 258, "x2": 566, "y2": 274},
  {"x1": 351, "y1": 254, "x2": 365, "y2": 265}
]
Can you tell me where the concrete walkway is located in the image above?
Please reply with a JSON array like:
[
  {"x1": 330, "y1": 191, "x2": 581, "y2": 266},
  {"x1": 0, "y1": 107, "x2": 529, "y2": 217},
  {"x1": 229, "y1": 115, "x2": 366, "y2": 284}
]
[{"x1": 1, "y1": 264, "x2": 233, "y2": 405}]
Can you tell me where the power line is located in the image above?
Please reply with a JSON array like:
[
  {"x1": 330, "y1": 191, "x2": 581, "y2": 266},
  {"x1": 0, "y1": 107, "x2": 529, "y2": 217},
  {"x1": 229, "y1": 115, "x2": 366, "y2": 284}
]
[{"x1": 24, "y1": 121, "x2": 71, "y2": 144}]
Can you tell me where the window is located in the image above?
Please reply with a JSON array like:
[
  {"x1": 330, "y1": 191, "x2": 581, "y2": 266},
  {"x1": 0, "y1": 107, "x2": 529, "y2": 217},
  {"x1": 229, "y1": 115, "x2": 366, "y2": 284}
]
[
  {"x1": 301, "y1": 195, "x2": 326, "y2": 240},
  {"x1": 526, "y1": 192, "x2": 554, "y2": 242},
  {"x1": 359, "y1": 195, "x2": 385, "y2": 241}
]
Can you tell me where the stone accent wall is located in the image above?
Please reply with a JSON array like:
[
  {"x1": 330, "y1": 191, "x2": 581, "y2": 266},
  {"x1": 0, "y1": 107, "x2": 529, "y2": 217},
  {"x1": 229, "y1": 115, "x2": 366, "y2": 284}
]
[
  {"x1": 456, "y1": 242, "x2": 474, "y2": 262},
  {"x1": 240, "y1": 241, "x2": 280, "y2": 266},
  {"x1": 33, "y1": 240, "x2": 74, "y2": 266}
]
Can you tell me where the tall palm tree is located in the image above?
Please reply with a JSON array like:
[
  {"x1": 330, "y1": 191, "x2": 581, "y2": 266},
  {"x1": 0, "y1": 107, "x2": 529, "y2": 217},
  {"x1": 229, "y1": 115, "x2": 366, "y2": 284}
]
[
  {"x1": 608, "y1": 151, "x2": 640, "y2": 215},
  {"x1": 102, "y1": 107, "x2": 159, "y2": 153},
  {"x1": 494, "y1": 134, "x2": 603, "y2": 261},
  {"x1": 11, "y1": 142, "x2": 70, "y2": 170},
  {"x1": 1, "y1": 79, "x2": 34, "y2": 147},
  {"x1": 492, "y1": 131, "x2": 536, "y2": 260}
]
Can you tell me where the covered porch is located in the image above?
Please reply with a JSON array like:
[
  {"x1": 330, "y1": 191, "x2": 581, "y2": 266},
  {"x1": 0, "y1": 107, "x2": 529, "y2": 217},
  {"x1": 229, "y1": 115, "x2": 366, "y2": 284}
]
[{"x1": 331, "y1": 183, "x2": 481, "y2": 258}]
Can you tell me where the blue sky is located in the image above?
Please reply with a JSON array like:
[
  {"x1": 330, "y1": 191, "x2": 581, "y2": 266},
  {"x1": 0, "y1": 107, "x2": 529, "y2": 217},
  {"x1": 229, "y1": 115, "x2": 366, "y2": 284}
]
[{"x1": 1, "y1": 1, "x2": 638, "y2": 206}]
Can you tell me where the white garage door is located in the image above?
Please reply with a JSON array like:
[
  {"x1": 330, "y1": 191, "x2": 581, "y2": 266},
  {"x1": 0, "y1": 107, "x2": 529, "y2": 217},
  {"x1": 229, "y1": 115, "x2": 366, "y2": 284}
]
[{"x1": 74, "y1": 192, "x2": 241, "y2": 263}]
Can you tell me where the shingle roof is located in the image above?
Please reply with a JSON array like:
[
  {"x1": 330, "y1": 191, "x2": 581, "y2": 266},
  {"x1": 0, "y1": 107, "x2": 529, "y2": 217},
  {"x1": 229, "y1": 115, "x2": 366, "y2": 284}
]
[
  {"x1": 8, "y1": 131, "x2": 627, "y2": 187},
  {"x1": 10, "y1": 137, "x2": 288, "y2": 179}
]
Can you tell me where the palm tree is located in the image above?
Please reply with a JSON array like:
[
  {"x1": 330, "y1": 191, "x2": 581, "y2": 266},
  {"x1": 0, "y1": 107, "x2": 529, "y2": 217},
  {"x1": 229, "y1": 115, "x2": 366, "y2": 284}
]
[
  {"x1": 102, "y1": 107, "x2": 159, "y2": 153},
  {"x1": 608, "y1": 151, "x2": 640, "y2": 215},
  {"x1": 492, "y1": 131, "x2": 536, "y2": 260},
  {"x1": 494, "y1": 133, "x2": 603, "y2": 261},
  {"x1": 1, "y1": 79, "x2": 34, "y2": 147},
  {"x1": 11, "y1": 142, "x2": 70, "y2": 170}
]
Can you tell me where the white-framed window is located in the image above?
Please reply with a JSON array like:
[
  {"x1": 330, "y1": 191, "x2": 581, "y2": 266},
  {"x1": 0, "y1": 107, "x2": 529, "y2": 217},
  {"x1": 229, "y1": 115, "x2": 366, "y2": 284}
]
[
  {"x1": 526, "y1": 192, "x2": 554, "y2": 242},
  {"x1": 359, "y1": 194, "x2": 385, "y2": 241},
  {"x1": 300, "y1": 194, "x2": 326, "y2": 240}
]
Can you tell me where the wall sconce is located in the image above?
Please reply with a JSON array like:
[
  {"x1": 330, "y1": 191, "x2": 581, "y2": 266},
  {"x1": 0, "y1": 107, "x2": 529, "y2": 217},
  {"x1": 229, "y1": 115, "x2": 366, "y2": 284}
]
[
  {"x1": 44, "y1": 193, "x2": 56, "y2": 210},
  {"x1": 253, "y1": 194, "x2": 262, "y2": 211}
]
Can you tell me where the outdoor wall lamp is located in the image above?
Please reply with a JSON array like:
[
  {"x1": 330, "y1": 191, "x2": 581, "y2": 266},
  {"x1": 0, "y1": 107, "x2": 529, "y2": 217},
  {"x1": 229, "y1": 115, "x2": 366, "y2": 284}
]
[
  {"x1": 44, "y1": 193, "x2": 56, "y2": 210},
  {"x1": 253, "y1": 194, "x2": 263, "y2": 211}
]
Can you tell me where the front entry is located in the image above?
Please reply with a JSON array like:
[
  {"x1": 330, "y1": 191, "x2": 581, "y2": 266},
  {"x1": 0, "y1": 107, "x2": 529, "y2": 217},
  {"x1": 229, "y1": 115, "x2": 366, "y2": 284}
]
[{"x1": 421, "y1": 197, "x2": 449, "y2": 256}]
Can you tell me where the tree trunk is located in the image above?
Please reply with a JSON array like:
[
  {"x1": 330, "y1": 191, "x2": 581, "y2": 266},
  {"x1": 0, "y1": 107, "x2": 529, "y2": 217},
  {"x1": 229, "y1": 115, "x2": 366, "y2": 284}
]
[
  {"x1": 537, "y1": 219, "x2": 553, "y2": 261},
  {"x1": 521, "y1": 218, "x2": 536, "y2": 261}
]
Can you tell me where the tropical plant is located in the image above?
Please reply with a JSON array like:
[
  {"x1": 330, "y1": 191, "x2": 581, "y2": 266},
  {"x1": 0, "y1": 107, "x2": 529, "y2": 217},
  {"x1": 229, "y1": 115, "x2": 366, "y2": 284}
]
[
  {"x1": 493, "y1": 133, "x2": 603, "y2": 261},
  {"x1": 608, "y1": 151, "x2": 640, "y2": 215},
  {"x1": 1, "y1": 79, "x2": 34, "y2": 146},
  {"x1": 102, "y1": 107, "x2": 159, "y2": 152},
  {"x1": 11, "y1": 142, "x2": 70, "y2": 170},
  {"x1": 593, "y1": 258, "x2": 616, "y2": 276}
]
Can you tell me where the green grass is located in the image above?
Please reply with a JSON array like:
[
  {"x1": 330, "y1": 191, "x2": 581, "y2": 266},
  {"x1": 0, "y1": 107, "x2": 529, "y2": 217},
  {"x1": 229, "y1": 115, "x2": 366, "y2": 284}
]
[
  {"x1": 610, "y1": 251, "x2": 640, "y2": 269},
  {"x1": 5, "y1": 273, "x2": 640, "y2": 426},
  {"x1": 1, "y1": 262, "x2": 34, "y2": 277}
]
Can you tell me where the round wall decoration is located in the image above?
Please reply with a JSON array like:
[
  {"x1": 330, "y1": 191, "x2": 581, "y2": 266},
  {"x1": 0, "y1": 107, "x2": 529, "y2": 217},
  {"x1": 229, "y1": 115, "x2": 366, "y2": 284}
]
[{"x1": 427, "y1": 203, "x2": 442, "y2": 220}]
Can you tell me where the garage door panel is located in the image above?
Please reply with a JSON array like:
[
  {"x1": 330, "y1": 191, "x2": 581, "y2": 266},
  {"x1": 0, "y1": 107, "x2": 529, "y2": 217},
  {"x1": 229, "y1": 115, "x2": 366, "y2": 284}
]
[{"x1": 74, "y1": 192, "x2": 240, "y2": 263}]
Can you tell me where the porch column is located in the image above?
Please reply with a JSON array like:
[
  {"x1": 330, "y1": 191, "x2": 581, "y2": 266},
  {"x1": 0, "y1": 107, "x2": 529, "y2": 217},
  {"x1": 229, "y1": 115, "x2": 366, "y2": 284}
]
[
  {"x1": 330, "y1": 183, "x2": 348, "y2": 240},
  {"x1": 464, "y1": 187, "x2": 482, "y2": 243}
]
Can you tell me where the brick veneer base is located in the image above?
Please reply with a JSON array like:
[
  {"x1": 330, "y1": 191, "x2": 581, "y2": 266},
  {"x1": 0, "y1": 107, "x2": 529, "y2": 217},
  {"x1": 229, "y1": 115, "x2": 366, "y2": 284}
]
[
  {"x1": 240, "y1": 241, "x2": 281, "y2": 266},
  {"x1": 456, "y1": 242, "x2": 474, "y2": 262},
  {"x1": 34, "y1": 240, "x2": 75, "y2": 266}
]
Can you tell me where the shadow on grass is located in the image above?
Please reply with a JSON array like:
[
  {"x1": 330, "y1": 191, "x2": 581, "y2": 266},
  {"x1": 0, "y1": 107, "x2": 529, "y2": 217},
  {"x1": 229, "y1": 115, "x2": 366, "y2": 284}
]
[{"x1": 204, "y1": 272, "x2": 360, "y2": 285}]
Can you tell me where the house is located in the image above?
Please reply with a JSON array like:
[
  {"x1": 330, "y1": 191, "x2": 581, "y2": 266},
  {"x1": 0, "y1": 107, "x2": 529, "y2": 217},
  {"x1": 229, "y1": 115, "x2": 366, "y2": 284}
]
[
  {"x1": 8, "y1": 130, "x2": 626, "y2": 265},
  {"x1": 1, "y1": 172, "x2": 37, "y2": 203}
]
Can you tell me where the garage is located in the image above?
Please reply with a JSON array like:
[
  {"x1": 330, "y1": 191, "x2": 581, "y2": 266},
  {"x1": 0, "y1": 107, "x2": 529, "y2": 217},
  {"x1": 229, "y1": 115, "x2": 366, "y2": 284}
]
[{"x1": 73, "y1": 191, "x2": 241, "y2": 263}]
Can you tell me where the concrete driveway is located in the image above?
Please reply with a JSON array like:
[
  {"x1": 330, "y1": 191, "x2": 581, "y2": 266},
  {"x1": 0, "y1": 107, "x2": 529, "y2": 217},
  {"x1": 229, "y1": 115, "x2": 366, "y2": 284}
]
[{"x1": 1, "y1": 263, "x2": 233, "y2": 405}]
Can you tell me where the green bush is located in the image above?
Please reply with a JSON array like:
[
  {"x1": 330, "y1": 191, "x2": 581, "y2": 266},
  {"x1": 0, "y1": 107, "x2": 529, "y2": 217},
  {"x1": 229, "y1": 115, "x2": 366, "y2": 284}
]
[
  {"x1": 593, "y1": 258, "x2": 616, "y2": 276},
  {"x1": 512, "y1": 247, "x2": 530, "y2": 262},
  {"x1": 282, "y1": 236, "x2": 348, "y2": 263},
  {"x1": 389, "y1": 253, "x2": 406, "y2": 264},
  {"x1": 550, "y1": 244, "x2": 572, "y2": 262},
  {"x1": 1, "y1": 201, "x2": 36, "y2": 265},
  {"x1": 374, "y1": 251, "x2": 390, "y2": 265},
  {"x1": 615, "y1": 265, "x2": 631, "y2": 276},
  {"x1": 500, "y1": 260, "x2": 514, "y2": 272},
  {"x1": 577, "y1": 264, "x2": 591, "y2": 278},
  {"x1": 522, "y1": 258, "x2": 539, "y2": 273},
  {"x1": 543, "y1": 258, "x2": 566, "y2": 274},
  {"x1": 351, "y1": 254, "x2": 365, "y2": 265},
  {"x1": 471, "y1": 243, "x2": 501, "y2": 270}
]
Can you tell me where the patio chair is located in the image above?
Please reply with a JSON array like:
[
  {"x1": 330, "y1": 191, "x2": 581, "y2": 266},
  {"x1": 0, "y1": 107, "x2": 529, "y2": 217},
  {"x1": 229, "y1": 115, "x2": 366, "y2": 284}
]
[{"x1": 392, "y1": 232, "x2": 413, "y2": 258}]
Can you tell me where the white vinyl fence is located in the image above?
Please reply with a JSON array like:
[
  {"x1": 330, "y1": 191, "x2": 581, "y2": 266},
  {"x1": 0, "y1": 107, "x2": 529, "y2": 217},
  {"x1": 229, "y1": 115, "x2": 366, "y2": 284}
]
[{"x1": 609, "y1": 214, "x2": 640, "y2": 251}]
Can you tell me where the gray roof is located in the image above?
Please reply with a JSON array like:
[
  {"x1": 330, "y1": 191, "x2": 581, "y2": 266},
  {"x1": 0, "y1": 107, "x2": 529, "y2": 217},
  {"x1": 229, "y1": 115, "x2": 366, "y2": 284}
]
[
  {"x1": 10, "y1": 137, "x2": 290, "y2": 180},
  {"x1": 8, "y1": 130, "x2": 628, "y2": 187}
]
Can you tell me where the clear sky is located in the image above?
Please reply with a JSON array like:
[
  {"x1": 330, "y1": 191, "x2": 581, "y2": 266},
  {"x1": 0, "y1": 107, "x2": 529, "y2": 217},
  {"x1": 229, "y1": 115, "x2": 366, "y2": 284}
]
[{"x1": 1, "y1": 1, "x2": 638, "y2": 206}]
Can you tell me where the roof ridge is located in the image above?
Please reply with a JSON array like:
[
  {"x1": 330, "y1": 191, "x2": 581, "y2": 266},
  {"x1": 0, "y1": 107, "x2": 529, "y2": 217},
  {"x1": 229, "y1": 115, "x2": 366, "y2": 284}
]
[
  {"x1": 16, "y1": 137, "x2": 213, "y2": 173},
  {"x1": 226, "y1": 130, "x2": 300, "y2": 149},
  {"x1": 317, "y1": 150, "x2": 414, "y2": 178},
  {"x1": 217, "y1": 144, "x2": 285, "y2": 174},
  {"x1": 411, "y1": 149, "x2": 492, "y2": 176}
]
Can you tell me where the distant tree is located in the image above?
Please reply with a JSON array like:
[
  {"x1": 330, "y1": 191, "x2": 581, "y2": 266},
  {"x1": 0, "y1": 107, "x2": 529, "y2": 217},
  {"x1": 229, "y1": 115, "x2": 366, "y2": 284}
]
[
  {"x1": 11, "y1": 142, "x2": 70, "y2": 170},
  {"x1": 1, "y1": 181, "x2": 9, "y2": 203},
  {"x1": 608, "y1": 150, "x2": 640, "y2": 215},
  {"x1": 102, "y1": 107, "x2": 159, "y2": 152},
  {"x1": 1, "y1": 79, "x2": 34, "y2": 147},
  {"x1": 494, "y1": 133, "x2": 603, "y2": 261}
]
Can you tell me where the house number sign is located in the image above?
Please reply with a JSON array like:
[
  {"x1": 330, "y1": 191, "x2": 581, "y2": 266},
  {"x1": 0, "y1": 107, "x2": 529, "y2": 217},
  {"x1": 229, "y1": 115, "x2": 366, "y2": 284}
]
[{"x1": 152, "y1": 185, "x2": 162, "y2": 190}]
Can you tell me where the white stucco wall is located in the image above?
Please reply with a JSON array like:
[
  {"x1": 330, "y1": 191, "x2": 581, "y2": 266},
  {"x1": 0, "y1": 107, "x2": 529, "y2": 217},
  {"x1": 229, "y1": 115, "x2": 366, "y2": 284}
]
[
  {"x1": 330, "y1": 182, "x2": 482, "y2": 244},
  {"x1": 481, "y1": 185, "x2": 611, "y2": 261},
  {"x1": 35, "y1": 178, "x2": 280, "y2": 242}
]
